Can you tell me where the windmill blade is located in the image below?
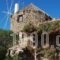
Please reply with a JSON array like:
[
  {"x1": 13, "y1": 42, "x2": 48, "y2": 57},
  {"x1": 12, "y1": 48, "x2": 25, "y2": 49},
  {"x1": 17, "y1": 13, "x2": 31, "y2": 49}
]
[
  {"x1": 10, "y1": 0, "x2": 14, "y2": 12},
  {"x1": 3, "y1": 15, "x2": 9, "y2": 29},
  {"x1": 2, "y1": 11, "x2": 12, "y2": 15},
  {"x1": 6, "y1": 0, "x2": 8, "y2": 11},
  {"x1": 2, "y1": 11, "x2": 7, "y2": 14},
  {"x1": 21, "y1": 0, "x2": 25, "y2": 9},
  {"x1": 2, "y1": 11, "x2": 9, "y2": 14},
  {"x1": 0, "y1": 16, "x2": 7, "y2": 26},
  {"x1": 1, "y1": 0, "x2": 13, "y2": 29}
]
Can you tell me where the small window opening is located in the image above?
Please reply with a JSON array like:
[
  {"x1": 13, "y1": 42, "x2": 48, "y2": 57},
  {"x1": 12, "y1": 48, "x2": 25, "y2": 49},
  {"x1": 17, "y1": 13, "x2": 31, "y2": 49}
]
[{"x1": 17, "y1": 15, "x2": 23, "y2": 22}]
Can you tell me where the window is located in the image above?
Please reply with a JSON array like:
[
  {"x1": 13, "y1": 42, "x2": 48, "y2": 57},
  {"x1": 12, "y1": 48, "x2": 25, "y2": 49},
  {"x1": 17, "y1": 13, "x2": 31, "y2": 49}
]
[
  {"x1": 22, "y1": 34, "x2": 24, "y2": 38},
  {"x1": 33, "y1": 34, "x2": 35, "y2": 41},
  {"x1": 17, "y1": 15, "x2": 23, "y2": 22}
]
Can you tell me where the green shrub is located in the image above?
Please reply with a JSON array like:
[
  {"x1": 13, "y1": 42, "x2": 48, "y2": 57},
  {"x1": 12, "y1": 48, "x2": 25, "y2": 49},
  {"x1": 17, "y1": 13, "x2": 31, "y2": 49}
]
[
  {"x1": 39, "y1": 48, "x2": 56, "y2": 58},
  {"x1": 0, "y1": 46, "x2": 7, "y2": 60},
  {"x1": 23, "y1": 23, "x2": 37, "y2": 33}
]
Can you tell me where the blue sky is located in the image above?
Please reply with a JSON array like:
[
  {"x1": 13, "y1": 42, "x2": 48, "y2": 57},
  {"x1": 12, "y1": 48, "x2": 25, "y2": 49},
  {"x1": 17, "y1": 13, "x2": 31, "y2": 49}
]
[{"x1": 0, "y1": 0, "x2": 60, "y2": 30}]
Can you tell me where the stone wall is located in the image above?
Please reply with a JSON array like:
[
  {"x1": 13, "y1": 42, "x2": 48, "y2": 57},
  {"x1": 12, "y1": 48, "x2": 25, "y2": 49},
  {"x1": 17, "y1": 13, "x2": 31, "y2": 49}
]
[{"x1": 10, "y1": 9, "x2": 52, "y2": 33}]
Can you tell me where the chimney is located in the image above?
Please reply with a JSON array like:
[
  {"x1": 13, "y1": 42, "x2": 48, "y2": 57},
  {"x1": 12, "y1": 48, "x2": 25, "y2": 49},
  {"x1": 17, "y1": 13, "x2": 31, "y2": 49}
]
[{"x1": 14, "y1": 3, "x2": 19, "y2": 13}]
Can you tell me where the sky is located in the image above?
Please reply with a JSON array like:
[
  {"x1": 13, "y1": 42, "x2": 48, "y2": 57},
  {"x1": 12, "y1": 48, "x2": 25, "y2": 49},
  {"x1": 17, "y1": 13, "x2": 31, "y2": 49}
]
[{"x1": 0, "y1": 0, "x2": 60, "y2": 30}]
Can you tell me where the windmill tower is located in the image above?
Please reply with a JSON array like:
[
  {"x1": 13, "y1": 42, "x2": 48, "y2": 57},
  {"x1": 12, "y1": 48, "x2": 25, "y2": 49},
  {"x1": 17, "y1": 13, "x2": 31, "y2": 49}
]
[
  {"x1": 11, "y1": 3, "x2": 52, "y2": 33},
  {"x1": 10, "y1": 2, "x2": 25, "y2": 33},
  {"x1": 10, "y1": 3, "x2": 53, "y2": 60}
]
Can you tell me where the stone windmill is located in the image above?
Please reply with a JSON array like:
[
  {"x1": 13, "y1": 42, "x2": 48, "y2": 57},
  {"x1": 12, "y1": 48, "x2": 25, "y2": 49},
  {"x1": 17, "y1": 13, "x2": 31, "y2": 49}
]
[{"x1": 7, "y1": 3, "x2": 52, "y2": 60}]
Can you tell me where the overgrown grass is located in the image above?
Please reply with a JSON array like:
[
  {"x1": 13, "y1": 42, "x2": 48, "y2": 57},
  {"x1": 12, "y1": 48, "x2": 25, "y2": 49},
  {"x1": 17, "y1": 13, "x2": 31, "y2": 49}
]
[{"x1": 23, "y1": 21, "x2": 60, "y2": 33}]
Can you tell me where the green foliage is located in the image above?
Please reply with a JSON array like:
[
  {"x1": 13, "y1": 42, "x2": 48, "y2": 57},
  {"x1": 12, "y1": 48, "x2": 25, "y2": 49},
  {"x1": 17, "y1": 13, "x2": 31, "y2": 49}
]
[
  {"x1": 0, "y1": 29, "x2": 13, "y2": 48},
  {"x1": 22, "y1": 21, "x2": 60, "y2": 33},
  {"x1": 37, "y1": 21, "x2": 60, "y2": 32},
  {"x1": 39, "y1": 48, "x2": 56, "y2": 58},
  {"x1": 0, "y1": 29, "x2": 13, "y2": 60},
  {"x1": 0, "y1": 46, "x2": 7, "y2": 60},
  {"x1": 38, "y1": 23, "x2": 52, "y2": 32},
  {"x1": 0, "y1": 21, "x2": 59, "y2": 60},
  {"x1": 37, "y1": 23, "x2": 51, "y2": 32},
  {"x1": 23, "y1": 23, "x2": 37, "y2": 33}
]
